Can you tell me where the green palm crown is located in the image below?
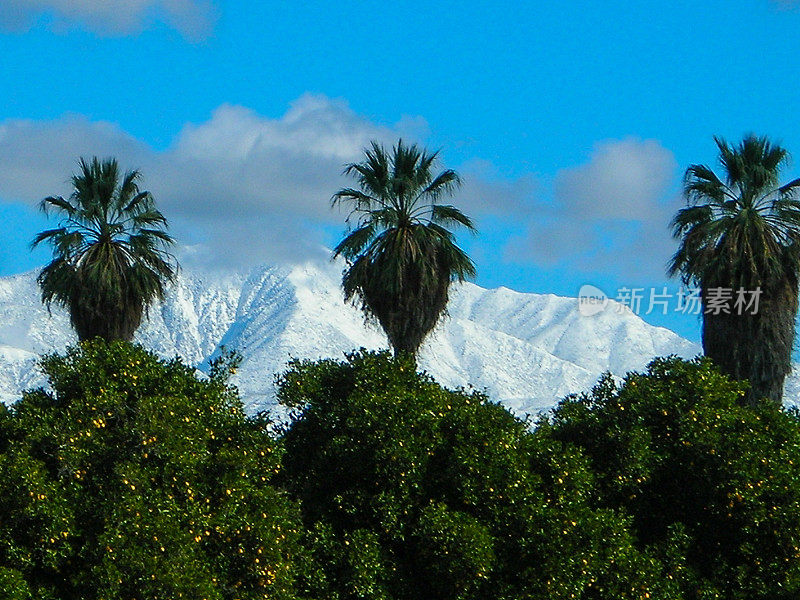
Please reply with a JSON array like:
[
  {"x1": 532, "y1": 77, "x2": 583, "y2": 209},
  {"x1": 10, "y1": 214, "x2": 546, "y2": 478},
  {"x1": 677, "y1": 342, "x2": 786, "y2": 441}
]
[
  {"x1": 668, "y1": 135, "x2": 800, "y2": 289},
  {"x1": 32, "y1": 157, "x2": 177, "y2": 342},
  {"x1": 332, "y1": 139, "x2": 477, "y2": 357}
]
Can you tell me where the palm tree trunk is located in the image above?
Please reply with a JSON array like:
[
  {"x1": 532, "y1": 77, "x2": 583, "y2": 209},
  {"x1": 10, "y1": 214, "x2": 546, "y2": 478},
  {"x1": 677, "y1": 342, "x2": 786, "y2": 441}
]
[{"x1": 702, "y1": 279, "x2": 797, "y2": 406}]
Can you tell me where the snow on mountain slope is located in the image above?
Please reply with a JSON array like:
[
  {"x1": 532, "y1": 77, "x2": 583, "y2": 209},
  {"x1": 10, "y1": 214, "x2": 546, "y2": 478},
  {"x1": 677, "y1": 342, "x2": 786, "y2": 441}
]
[{"x1": 0, "y1": 260, "x2": 703, "y2": 414}]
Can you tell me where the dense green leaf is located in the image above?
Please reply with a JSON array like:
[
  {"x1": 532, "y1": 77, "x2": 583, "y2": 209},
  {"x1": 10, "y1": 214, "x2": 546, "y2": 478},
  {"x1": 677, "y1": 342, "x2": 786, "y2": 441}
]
[{"x1": 0, "y1": 341, "x2": 304, "y2": 600}]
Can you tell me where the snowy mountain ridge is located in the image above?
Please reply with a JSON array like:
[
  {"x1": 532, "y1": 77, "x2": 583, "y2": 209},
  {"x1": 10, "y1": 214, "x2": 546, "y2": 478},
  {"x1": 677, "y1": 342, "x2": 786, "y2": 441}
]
[{"x1": 0, "y1": 259, "x2": 764, "y2": 416}]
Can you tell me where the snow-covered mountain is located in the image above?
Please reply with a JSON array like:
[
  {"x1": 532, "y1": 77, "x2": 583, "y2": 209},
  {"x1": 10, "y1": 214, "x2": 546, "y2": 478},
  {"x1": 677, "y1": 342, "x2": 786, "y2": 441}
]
[{"x1": 0, "y1": 260, "x2": 712, "y2": 415}]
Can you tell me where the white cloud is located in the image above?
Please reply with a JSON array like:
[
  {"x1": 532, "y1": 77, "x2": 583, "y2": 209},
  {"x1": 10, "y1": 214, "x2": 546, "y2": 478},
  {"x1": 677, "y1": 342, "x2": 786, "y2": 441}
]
[
  {"x1": 456, "y1": 158, "x2": 538, "y2": 218},
  {"x1": 554, "y1": 137, "x2": 675, "y2": 221},
  {"x1": 512, "y1": 137, "x2": 680, "y2": 279},
  {"x1": 0, "y1": 94, "x2": 526, "y2": 270},
  {"x1": 0, "y1": 105, "x2": 678, "y2": 281},
  {"x1": 0, "y1": 0, "x2": 215, "y2": 40},
  {"x1": 0, "y1": 115, "x2": 151, "y2": 201}
]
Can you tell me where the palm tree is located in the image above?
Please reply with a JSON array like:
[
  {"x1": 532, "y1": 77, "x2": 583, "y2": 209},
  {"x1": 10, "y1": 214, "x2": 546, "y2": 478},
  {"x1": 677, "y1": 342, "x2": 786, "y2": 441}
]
[
  {"x1": 332, "y1": 139, "x2": 477, "y2": 358},
  {"x1": 668, "y1": 135, "x2": 800, "y2": 405},
  {"x1": 32, "y1": 157, "x2": 177, "y2": 342}
]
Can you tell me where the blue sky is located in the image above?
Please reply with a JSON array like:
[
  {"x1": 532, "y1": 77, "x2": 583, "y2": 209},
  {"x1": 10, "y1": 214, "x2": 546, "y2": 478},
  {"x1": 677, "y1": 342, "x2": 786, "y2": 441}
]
[{"x1": 2, "y1": 0, "x2": 800, "y2": 343}]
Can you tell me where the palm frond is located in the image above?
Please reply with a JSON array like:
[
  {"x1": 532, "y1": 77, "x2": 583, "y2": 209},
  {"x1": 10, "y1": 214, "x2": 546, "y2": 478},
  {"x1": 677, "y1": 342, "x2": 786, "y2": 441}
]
[
  {"x1": 778, "y1": 177, "x2": 800, "y2": 196},
  {"x1": 430, "y1": 204, "x2": 476, "y2": 231},
  {"x1": 39, "y1": 196, "x2": 76, "y2": 216},
  {"x1": 331, "y1": 188, "x2": 378, "y2": 211},
  {"x1": 333, "y1": 224, "x2": 377, "y2": 261},
  {"x1": 123, "y1": 190, "x2": 152, "y2": 213},
  {"x1": 30, "y1": 227, "x2": 68, "y2": 249},
  {"x1": 419, "y1": 170, "x2": 461, "y2": 202}
]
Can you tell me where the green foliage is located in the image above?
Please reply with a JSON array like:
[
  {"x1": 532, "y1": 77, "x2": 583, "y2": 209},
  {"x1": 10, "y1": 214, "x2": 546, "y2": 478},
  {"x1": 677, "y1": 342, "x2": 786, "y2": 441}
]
[
  {"x1": 331, "y1": 140, "x2": 477, "y2": 358},
  {"x1": 0, "y1": 567, "x2": 32, "y2": 600},
  {"x1": 4, "y1": 342, "x2": 800, "y2": 599},
  {"x1": 668, "y1": 135, "x2": 800, "y2": 403},
  {"x1": 0, "y1": 341, "x2": 303, "y2": 600},
  {"x1": 278, "y1": 350, "x2": 675, "y2": 600},
  {"x1": 545, "y1": 356, "x2": 800, "y2": 599},
  {"x1": 32, "y1": 157, "x2": 177, "y2": 342}
]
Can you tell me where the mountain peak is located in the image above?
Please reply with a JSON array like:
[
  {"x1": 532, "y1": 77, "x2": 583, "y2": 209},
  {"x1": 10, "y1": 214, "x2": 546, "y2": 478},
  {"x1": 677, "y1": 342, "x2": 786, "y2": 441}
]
[{"x1": 0, "y1": 260, "x2": 702, "y2": 413}]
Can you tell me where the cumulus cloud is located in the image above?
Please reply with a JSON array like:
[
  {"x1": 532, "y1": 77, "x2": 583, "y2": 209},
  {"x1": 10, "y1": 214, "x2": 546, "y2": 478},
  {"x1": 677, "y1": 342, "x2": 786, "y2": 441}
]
[
  {"x1": 0, "y1": 116, "x2": 152, "y2": 201},
  {"x1": 0, "y1": 0, "x2": 215, "y2": 40},
  {"x1": 554, "y1": 138, "x2": 675, "y2": 221},
  {"x1": 512, "y1": 137, "x2": 680, "y2": 280},
  {"x1": 456, "y1": 158, "x2": 538, "y2": 218},
  {"x1": 0, "y1": 94, "x2": 527, "y2": 270}
]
